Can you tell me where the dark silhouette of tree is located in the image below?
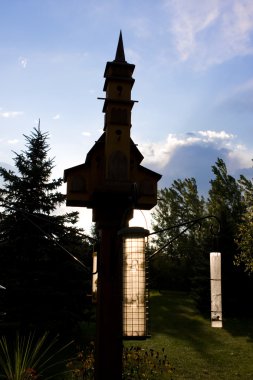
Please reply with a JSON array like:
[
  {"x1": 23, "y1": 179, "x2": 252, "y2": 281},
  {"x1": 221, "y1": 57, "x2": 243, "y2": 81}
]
[
  {"x1": 0, "y1": 126, "x2": 93, "y2": 335},
  {"x1": 235, "y1": 173, "x2": 253, "y2": 274},
  {"x1": 150, "y1": 158, "x2": 253, "y2": 316},
  {"x1": 207, "y1": 158, "x2": 253, "y2": 316},
  {"x1": 150, "y1": 178, "x2": 206, "y2": 291}
]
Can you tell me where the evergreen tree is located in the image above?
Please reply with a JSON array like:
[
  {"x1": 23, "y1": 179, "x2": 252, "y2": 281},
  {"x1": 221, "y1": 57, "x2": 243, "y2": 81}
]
[{"x1": 0, "y1": 126, "x2": 93, "y2": 335}]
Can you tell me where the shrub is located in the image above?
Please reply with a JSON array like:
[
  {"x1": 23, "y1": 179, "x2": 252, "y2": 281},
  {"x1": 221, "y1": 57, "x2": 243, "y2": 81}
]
[
  {"x1": 66, "y1": 342, "x2": 175, "y2": 379},
  {"x1": 123, "y1": 346, "x2": 174, "y2": 379}
]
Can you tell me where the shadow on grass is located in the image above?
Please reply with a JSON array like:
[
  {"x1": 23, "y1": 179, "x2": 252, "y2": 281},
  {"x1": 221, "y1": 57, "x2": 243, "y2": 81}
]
[
  {"x1": 146, "y1": 291, "x2": 253, "y2": 379},
  {"x1": 149, "y1": 290, "x2": 253, "y2": 352},
  {"x1": 223, "y1": 317, "x2": 253, "y2": 342},
  {"x1": 150, "y1": 291, "x2": 214, "y2": 348}
]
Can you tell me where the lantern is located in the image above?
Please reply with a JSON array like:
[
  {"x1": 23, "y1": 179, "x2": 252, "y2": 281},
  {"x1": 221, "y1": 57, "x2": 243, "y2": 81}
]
[{"x1": 119, "y1": 227, "x2": 150, "y2": 338}]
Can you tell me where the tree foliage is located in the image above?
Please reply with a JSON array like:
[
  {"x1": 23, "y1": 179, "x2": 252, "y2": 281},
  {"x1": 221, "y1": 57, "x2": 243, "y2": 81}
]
[
  {"x1": 152, "y1": 178, "x2": 206, "y2": 255},
  {"x1": 206, "y1": 158, "x2": 253, "y2": 315},
  {"x1": 234, "y1": 174, "x2": 253, "y2": 274},
  {"x1": 150, "y1": 178, "x2": 207, "y2": 291},
  {"x1": 150, "y1": 158, "x2": 253, "y2": 316},
  {"x1": 0, "y1": 127, "x2": 93, "y2": 334}
]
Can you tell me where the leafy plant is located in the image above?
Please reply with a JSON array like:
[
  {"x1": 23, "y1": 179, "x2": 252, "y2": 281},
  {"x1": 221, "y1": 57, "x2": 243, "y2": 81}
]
[
  {"x1": 123, "y1": 346, "x2": 174, "y2": 380},
  {"x1": 66, "y1": 342, "x2": 95, "y2": 380},
  {"x1": 0, "y1": 331, "x2": 73, "y2": 380},
  {"x1": 66, "y1": 342, "x2": 174, "y2": 380}
]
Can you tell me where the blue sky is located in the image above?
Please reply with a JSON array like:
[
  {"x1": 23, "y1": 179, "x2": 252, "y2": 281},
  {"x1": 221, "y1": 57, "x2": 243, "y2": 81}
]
[{"x1": 1, "y1": 0, "x2": 253, "y2": 231}]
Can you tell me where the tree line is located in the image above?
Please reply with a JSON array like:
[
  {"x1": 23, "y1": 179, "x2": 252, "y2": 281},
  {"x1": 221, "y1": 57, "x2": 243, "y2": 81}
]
[
  {"x1": 0, "y1": 125, "x2": 252, "y2": 337},
  {"x1": 150, "y1": 157, "x2": 253, "y2": 316}
]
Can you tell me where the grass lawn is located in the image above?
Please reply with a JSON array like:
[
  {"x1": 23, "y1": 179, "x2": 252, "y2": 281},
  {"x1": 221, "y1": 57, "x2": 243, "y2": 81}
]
[{"x1": 124, "y1": 290, "x2": 253, "y2": 379}]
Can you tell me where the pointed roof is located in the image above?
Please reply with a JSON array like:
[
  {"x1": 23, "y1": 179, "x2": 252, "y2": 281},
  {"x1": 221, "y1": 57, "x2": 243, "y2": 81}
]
[
  {"x1": 114, "y1": 31, "x2": 126, "y2": 63},
  {"x1": 103, "y1": 31, "x2": 135, "y2": 88}
]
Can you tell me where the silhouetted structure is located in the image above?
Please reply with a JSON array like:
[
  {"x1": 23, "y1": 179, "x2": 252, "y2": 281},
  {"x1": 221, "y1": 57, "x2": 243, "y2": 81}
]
[{"x1": 64, "y1": 32, "x2": 161, "y2": 379}]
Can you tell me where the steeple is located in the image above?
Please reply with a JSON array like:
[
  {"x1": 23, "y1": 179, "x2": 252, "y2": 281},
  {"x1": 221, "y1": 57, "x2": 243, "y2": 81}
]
[
  {"x1": 114, "y1": 31, "x2": 126, "y2": 62},
  {"x1": 101, "y1": 32, "x2": 136, "y2": 179}
]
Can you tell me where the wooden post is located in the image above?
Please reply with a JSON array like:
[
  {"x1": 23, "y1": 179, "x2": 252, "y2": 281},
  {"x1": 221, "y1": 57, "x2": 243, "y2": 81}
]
[{"x1": 93, "y1": 206, "x2": 131, "y2": 380}]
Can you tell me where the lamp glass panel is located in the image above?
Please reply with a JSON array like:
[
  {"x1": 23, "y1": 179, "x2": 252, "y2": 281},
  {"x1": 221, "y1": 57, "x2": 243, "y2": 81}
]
[{"x1": 122, "y1": 236, "x2": 147, "y2": 337}]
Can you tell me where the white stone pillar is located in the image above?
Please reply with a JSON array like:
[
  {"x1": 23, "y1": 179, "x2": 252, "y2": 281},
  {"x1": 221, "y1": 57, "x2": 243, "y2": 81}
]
[{"x1": 210, "y1": 252, "x2": 222, "y2": 328}]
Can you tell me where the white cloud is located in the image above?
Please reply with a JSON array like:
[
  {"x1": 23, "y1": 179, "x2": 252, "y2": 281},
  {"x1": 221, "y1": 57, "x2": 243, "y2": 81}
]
[
  {"x1": 139, "y1": 130, "x2": 243, "y2": 169},
  {"x1": 7, "y1": 139, "x2": 19, "y2": 145},
  {"x1": 18, "y1": 56, "x2": 28, "y2": 68},
  {"x1": 138, "y1": 129, "x2": 253, "y2": 194},
  {"x1": 0, "y1": 111, "x2": 23, "y2": 118},
  {"x1": 198, "y1": 130, "x2": 234, "y2": 141},
  {"x1": 140, "y1": 133, "x2": 196, "y2": 168},
  {"x1": 53, "y1": 114, "x2": 60, "y2": 120},
  {"x1": 168, "y1": 0, "x2": 219, "y2": 62},
  {"x1": 227, "y1": 144, "x2": 253, "y2": 171},
  {"x1": 165, "y1": 0, "x2": 253, "y2": 69},
  {"x1": 82, "y1": 131, "x2": 91, "y2": 137}
]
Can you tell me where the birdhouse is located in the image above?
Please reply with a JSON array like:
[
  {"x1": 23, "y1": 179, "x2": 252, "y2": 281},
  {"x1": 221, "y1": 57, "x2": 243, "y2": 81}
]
[{"x1": 64, "y1": 32, "x2": 161, "y2": 216}]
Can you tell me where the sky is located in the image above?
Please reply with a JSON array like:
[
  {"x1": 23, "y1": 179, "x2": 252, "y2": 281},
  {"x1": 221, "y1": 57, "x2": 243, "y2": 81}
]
[{"x1": 1, "y1": 0, "x2": 253, "y2": 233}]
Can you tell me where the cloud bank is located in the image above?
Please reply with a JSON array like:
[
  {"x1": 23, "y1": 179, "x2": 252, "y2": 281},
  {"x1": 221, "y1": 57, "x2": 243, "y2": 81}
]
[
  {"x1": 139, "y1": 129, "x2": 253, "y2": 193},
  {"x1": 140, "y1": 130, "x2": 238, "y2": 167}
]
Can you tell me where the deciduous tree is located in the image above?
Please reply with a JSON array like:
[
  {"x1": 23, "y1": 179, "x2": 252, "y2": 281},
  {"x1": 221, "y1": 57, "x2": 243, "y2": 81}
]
[
  {"x1": 150, "y1": 178, "x2": 206, "y2": 291},
  {"x1": 207, "y1": 158, "x2": 253, "y2": 315},
  {"x1": 235, "y1": 173, "x2": 253, "y2": 274}
]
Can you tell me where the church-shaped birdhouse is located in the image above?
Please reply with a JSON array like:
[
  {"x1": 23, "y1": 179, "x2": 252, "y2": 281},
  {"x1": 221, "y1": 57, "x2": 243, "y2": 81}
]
[
  {"x1": 64, "y1": 32, "x2": 161, "y2": 217},
  {"x1": 64, "y1": 33, "x2": 162, "y2": 378}
]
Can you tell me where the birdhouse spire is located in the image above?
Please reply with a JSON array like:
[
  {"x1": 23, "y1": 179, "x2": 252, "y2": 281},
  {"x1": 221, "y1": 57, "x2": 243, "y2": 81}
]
[{"x1": 114, "y1": 31, "x2": 126, "y2": 62}]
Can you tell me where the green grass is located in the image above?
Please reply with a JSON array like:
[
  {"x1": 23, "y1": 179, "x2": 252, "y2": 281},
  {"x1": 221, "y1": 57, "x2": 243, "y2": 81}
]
[{"x1": 124, "y1": 290, "x2": 253, "y2": 379}]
